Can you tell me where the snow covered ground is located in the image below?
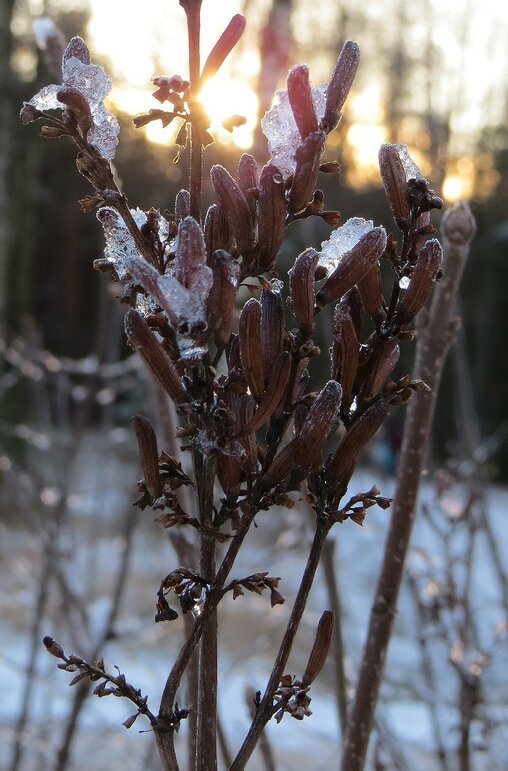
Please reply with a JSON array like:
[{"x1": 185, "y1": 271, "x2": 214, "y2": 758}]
[{"x1": 1, "y1": 432, "x2": 507, "y2": 770}]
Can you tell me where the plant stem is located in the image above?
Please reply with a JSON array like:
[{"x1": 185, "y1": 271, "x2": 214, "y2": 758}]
[
  {"x1": 321, "y1": 538, "x2": 348, "y2": 736},
  {"x1": 340, "y1": 205, "x2": 474, "y2": 771},
  {"x1": 231, "y1": 518, "x2": 330, "y2": 770},
  {"x1": 183, "y1": 0, "x2": 203, "y2": 222}
]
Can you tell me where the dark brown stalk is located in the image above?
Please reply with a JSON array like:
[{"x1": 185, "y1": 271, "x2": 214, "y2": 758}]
[
  {"x1": 231, "y1": 517, "x2": 330, "y2": 770},
  {"x1": 340, "y1": 201, "x2": 475, "y2": 771},
  {"x1": 321, "y1": 539, "x2": 348, "y2": 735},
  {"x1": 182, "y1": 0, "x2": 203, "y2": 221}
]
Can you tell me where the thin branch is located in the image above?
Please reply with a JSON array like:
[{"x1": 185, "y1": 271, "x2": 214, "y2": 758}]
[{"x1": 340, "y1": 202, "x2": 475, "y2": 771}]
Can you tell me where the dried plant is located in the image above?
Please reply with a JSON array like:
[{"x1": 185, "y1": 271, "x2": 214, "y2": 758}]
[{"x1": 20, "y1": 3, "x2": 451, "y2": 769}]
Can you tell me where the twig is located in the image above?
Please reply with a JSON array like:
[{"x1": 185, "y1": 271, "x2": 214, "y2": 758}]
[
  {"x1": 321, "y1": 538, "x2": 348, "y2": 736},
  {"x1": 340, "y1": 201, "x2": 476, "y2": 771}
]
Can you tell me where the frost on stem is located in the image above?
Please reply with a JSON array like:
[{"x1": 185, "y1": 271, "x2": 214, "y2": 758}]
[
  {"x1": 261, "y1": 84, "x2": 327, "y2": 179},
  {"x1": 22, "y1": 36, "x2": 119, "y2": 159}
]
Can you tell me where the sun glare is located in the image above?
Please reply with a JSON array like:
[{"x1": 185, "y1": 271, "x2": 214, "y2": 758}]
[{"x1": 199, "y1": 76, "x2": 258, "y2": 149}]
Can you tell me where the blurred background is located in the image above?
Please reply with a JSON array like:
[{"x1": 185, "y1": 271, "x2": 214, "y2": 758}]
[{"x1": 1, "y1": 1, "x2": 508, "y2": 769}]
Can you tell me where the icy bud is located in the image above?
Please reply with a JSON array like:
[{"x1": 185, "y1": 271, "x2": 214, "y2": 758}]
[
  {"x1": 239, "y1": 298, "x2": 264, "y2": 400},
  {"x1": 379, "y1": 144, "x2": 414, "y2": 228},
  {"x1": 26, "y1": 35, "x2": 119, "y2": 159},
  {"x1": 262, "y1": 84, "x2": 327, "y2": 179},
  {"x1": 318, "y1": 217, "x2": 373, "y2": 275},
  {"x1": 175, "y1": 190, "x2": 191, "y2": 223},
  {"x1": 287, "y1": 65, "x2": 319, "y2": 140},
  {"x1": 395, "y1": 238, "x2": 442, "y2": 324},
  {"x1": 441, "y1": 201, "x2": 476, "y2": 247},
  {"x1": 260, "y1": 283, "x2": 285, "y2": 375},
  {"x1": 256, "y1": 163, "x2": 287, "y2": 271},
  {"x1": 302, "y1": 611, "x2": 335, "y2": 686},
  {"x1": 289, "y1": 129, "x2": 326, "y2": 213},
  {"x1": 132, "y1": 415, "x2": 162, "y2": 498},
  {"x1": 250, "y1": 352, "x2": 291, "y2": 431},
  {"x1": 208, "y1": 249, "x2": 241, "y2": 348},
  {"x1": 124, "y1": 310, "x2": 187, "y2": 404},
  {"x1": 97, "y1": 207, "x2": 154, "y2": 280},
  {"x1": 316, "y1": 226, "x2": 387, "y2": 311},
  {"x1": 210, "y1": 165, "x2": 254, "y2": 255},
  {"x1": 324, "y1": 41, "x2": 360, "y2": 132},
  {"x1": 201, "y1": 14, "x2": 246, "y2": 81},
  {"x1": 175, "y1": 216, "x2": 209, "y2": 291},
  {"x1": 57, "y1": 88, "x2": 93, "y2": 133},
  {"x1": 289, "y1": 248, "x2": 319, "y2": 332}
]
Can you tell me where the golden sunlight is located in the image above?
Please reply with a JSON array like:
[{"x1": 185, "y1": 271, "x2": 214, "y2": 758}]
[
  {"x1": 198, "y1": 76, "x2": 258, "y2": 149},
  {"x1": 442, "y1": 174, "x2": 472, "y2": 204}
]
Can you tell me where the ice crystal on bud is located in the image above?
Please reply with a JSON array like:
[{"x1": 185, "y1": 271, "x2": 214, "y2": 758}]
[
  {"x1": 399, "y1": 276, "x2": 410, "y2": 289},
  {"x1": 318, "y1": 217, "x2": 374, "y2": 275},
  {"x1": 391, "y1": 143, "x2": 423, "y2": 182},
  {"x1": 261, "y1": 84, "x2": 327, "y2": 179},
  {"x1": 97, "y1": 207, "x2": 148, "y2": 279},
  {"x1": 26, "y1": 37, "x2": 119, "y2": 159}
]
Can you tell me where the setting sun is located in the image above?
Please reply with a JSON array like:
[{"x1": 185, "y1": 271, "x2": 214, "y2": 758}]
[{"x1": 198, "y1": 76, "x2": 258, "y2": 149}]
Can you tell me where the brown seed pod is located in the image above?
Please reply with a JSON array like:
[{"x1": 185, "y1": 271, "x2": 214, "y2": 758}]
[
  {"x1": 289, "y1": 130, "x2": 326, "y2": 214},
  {"x1": 132, "y1": 415, "x2": 162, "y2": 498},
  {"x1": 256, "y1": 163, "x2": 287, "y2": 271},
  {"x1": 331, "y1": 303, "x2": 359, "y2": 409},
  {"x1": 293, "y1": 380, "x2": 343, "y2": 469},
  {"x1": 210, "y1": 164, "x2": 254, "y2": 255},
  {"x1": 175, "y1": 189, "x2": 190, "y2": 223},
  {"x1": 204, "y1": 203, "x2": 233, "y2": 260},
  {"x1": 327, "y1": 399, "x2": 389, "y2": 501},
  {"x1": 237, "y1": 153, "x2": 259, "y2": 219},
  {"x1": 287, "y1": 64, "x2": 319, "y2": 140},
  {"x1": 250, "y1": 352, "x2": 291, "y2": 431},
  {"x1": 316, "y1": 227, "x2": 387, "y2": 311},
  {"x1": 302, "y1": 611, "x2": 335, "y2": 686},
  {"x1": 323, "y1": 40, "x2": 360, "y2": 132},
  {"x1": 290, "y1": 248, "x2": 319, "y2": 332},
  {"x1": 238, "y1": 298, "x2": 265, "y2": 400},
  {"x1": 395, "y1": 238, "x2": 442, "y2": 325},
  {"x1": 175, "y1": 216, "x2": 208, "y2": 291},
  {"x1": 208, "y1": 249, "x2": 241, "y2": 348},
  {"x1": 57, "y1": 87, "x2": 92, "y2": 134},
  {"x1": 362, "y1": 340, "x2": 400, "y2": 401},
  {"x1": 260, "y1": 286, "x2": 285, "y2": 376},
  {"x1": 124, "y1": 310, "x2": 187, "y2": 404},
  {"x1": 378, "y1": 143, "x2": 412, "y2": 229},
  {"x1": 201, "y1": 14, "x2": 246, "y2": 82},
  {"x1": 357, "y1": 262, "x2": 385, "y2": 321}
]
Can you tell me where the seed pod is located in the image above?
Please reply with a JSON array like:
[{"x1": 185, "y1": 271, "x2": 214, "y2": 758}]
[
  {"x1": 378, "y1": 143, "x2": 412, "y2": 229},
  {"x1": 57, "y1": 87, "x2": 92, "y2": 134},
  {"x1": 289, "y1": 130, "x2": 326, "y2": 214},
  {"x1": 395, "y1": 238, "x2": 442, "y2": 324},
  {"x1": 237, "y1": 153, "x2": 259, "y2": 219},
  {"x1": 64, "y1": 36, "x2": 91, "y2": 65},
  {"x1": 237, "y1": 395, "x2": 258, "y2": 474},
  {"x1": 124, "y1": 310, "x2": 187, "y2": 404},
  {"x1": 332, "y1": 304, "x2": 358, "y2": 408},
  {"x1": 257, "y1": 163, "x2": 287, "y2": 271},
  {"x1": 260, "y1": 286, "x2": 284, "y2": 376},
  {"x1": 250, "y1": 352, "x2": 291, "y2": 431},
  {"x1": 328, "y1": 399, "x2": 389, "y2": 499},
  {"x1": 201, "y1": 14, "x2": 246, "y2": 82},
  {"x1": 287, "y1": 64, "x2": 319, "y2": 140},
  {"x1": 302, "y1": 611, "x2": 335, "y2": 686},
  {"x1": 316, "y1": 227, "x2": 387, "y2": 311},
  {"x1": 290, "y1": 248, "x2": 319, "y2": 332},
  {"x1": 209, "y1": 249, "x2": 241, "y2": 348},
  {"x1": 204, "y1": 203, "x2": 233, "y2": 260},
  {"x1": 357, "y1": 262, "x2": 385, "y2": 321},
  {"x1": 175, "y1": 216, "x2": 208, "y2": 290},
  {"x1": 175, "y1": 189, "x2": 190, "y2": 223},
  {"x1": 293, "y1": 380, "x2": 343, "y2": 469},
  {"x1": 362, "y1": 341, "x2": 400, "y2": 400},
  {"x1": 217, "y1": 451, "x2": 242, "y2": 498},
  {"x1": 43, "y1": 636, "x2": 65, "y2": 659},
  {"x1": 324, "y1": 40, "x2": 360, "y2": 132},
  {"x1": 238, "y1": 298, "x2": 264, "y2": 400},
  {"x1": 441, "y1": 200, "x2": 476, "y2": 247},
  {"x1": 211, "y1": 164, "x2": 254, "y2": 255},
  {"x1": 132, "y1": 415, "x2": 162, "y2": 498}
]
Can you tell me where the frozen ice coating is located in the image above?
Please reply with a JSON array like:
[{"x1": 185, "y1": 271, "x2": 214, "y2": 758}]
[
  {"x1": 97, "y1": 207, "x2": 148, "y2": 279},
  {"x1": 392, "y1": 143, "x2": 423, "y2": 181},
  {"x1": 399, "y1": 276, "x2": 411, "y2": 289},
  {"x1": 318, "y1": 217, "x2": 374, "y2": 275},
  {"x1": 27, "y1": 40, "x2": 119, "y2": 160},
  {"x1": 262, "y1": 83, "x2": 327, "y2": 179}
]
